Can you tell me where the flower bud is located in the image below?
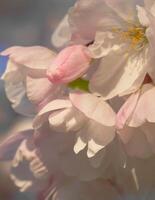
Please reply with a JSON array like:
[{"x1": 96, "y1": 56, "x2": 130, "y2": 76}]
[{"x1": 46, "y1": 45, "x2": 91, "y2": 83}]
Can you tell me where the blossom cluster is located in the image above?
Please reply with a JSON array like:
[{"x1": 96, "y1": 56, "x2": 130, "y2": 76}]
[{"x1": 1, "y1": 0, "x2": 155, "y2": 199}]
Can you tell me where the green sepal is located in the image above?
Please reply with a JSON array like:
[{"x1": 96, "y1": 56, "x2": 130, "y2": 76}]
[{"x1": 68, "y1": 78, "x2": 89, "y2": 92}]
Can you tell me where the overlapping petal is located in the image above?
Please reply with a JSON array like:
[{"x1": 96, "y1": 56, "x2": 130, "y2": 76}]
[
  {"x1": 68, "y1": 0, "x2": 126, "y2": 44},
  {"x1": 1, "y1": 46, "x2": 62, "y2": 115},
  {"x1": 117, "y1": 84, "x2": 155, "y2": 128},
  {"x1": 117, "y1": 84, "x2": 155, "y2": 157},
  {"x1": 70, "y1": 92, "x2": 116, "y2": 157},
  {"x1": 104, "y1": 0, "x2": 143, "y2": 22},
  {"x1": 33, "y1": 99, "x2": 72, "y2": 130},
  {"x1": 34, "y1": 92, "x2": 116, "y2": 159},
  {"x1": 90, "y1": 48, "x2": 148, "y2": 100},
  {"x1": 1, "y1": 46, "x2": 56, "y2": 77}
]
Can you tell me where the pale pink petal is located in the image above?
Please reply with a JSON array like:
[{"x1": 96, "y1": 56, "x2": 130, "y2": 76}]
[
  {"x1": 2, "y1": 61, "x2": 34, "y2": 116},
  {"x1": 105, "y1": 0, "x2": 142, "y2": 22},
  {"x1": 145, "y1": 16, "x2": 155, "y2": 81},
  {"x1": 137, "y1": 6, "x2": 150, "y2": 27},
  {"x1": 70, "y1": 92, "x2": 116, "y2": 126},
  {"x1": 49, "y1": 107, "x2": 86, "y2": 132},
  {"x1": 88, "y1": 31, "x2": 122, "y2": 58},
  {"x1": 70, "y1": 92, "x2": 116, "y2": 156},
  {"x1": 116, "y1": 91, "x2": 141, "y2": 129},
  {"x1": 26, "y1": 76, "x2": 61, "y2": 106},
  {"x1": 47, "y1": 45, "x2": 91, "y2": 83},
  {"x1": 128, "y1": 85, "x2": 155, "y2": 126},
  {"x1": 33, "y1": 99, "x2": 72, "y2": 129},
  {"x1": 1, "y1": 47, "x2": 57, "y2": 115},
  {"x1": 3, "y1": 62, "x2": 36, "y2": 116},
  {"x1": 117, "y1": 84, "x2": 155, "y2": 128},
  {"x1": 69, "y1": 0, "x2": 127, "y2": 44},
  {"x1": 2, "y1": 46, "x2": 56, "y2": 78}
]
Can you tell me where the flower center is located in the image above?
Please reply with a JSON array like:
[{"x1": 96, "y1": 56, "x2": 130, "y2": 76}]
[{"x1": 113, "y1": 26, "x2": 148, "y2": 51}]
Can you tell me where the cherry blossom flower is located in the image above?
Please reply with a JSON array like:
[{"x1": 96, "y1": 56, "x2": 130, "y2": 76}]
[
  {"x1": 1, "y1": 1, "x2": 155, "y2": 199},
  {"x1": 69, "y1": 0, "x2": 155, "y2": 99},
  {"x1": 33, "y1": 92, "x2": 116, "y2": 159},
  {"x1": 32, "y1": 90, "x2": 127, "y2": 176}
]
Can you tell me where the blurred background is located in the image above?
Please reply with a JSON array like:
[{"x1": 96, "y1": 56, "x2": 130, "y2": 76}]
[{"x1": 0, "y1": 0, "x2": 75, "y2": 199}]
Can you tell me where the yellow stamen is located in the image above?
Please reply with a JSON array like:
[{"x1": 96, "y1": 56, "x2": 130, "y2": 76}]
[{"x1": 113, "y1": 26, "x2": 148, "y2": 51}]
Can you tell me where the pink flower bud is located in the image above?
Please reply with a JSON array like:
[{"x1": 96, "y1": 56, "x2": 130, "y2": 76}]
[{"x1": 46, "y1": 45, "x2": 91, "y2": 83}]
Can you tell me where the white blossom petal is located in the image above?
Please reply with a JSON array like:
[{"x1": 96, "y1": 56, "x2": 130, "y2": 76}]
[
  {"x1": 105, "y1": 0, "x2": 143, "y2": 22},
  {"x1": 68, "y1": 0, "x2": 126, "y2": 44},
  {"x1": 70, "y1": 92, "x2": 116, "y2": 156},
  {"x1": 70, "y1": 92, "x2": 116, "y2": 126},
  {"x1": 90, "y1": 47, "x2": 148, "y2": 100},
  {"x1": 49, "y1": 107, "x2": 86, "y2": 132},
  {"x1": 127, "y1": 84, "x2": 155, "y2": 127},
  {"x1": 2, "y1": 60, "x2": 36, "y2": 116},
  {"x1": 33, "y1": 99, "x2": 72, "y2": 129},
  {"x1": 88, "y1": 31, "x2": 121, "y2": 58},
  {"x1": 51, "y1": 15, "x2": 71, "y2": 48},
  {"x1": 1, "y1": 46, "x2": 56, "y2": 77},
  {"x1": 26, "y1": 76, "x2": 61, "y2": 106},
  {"x1": 137, "y1": 5, "x2": 150, "y2": 27}
]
